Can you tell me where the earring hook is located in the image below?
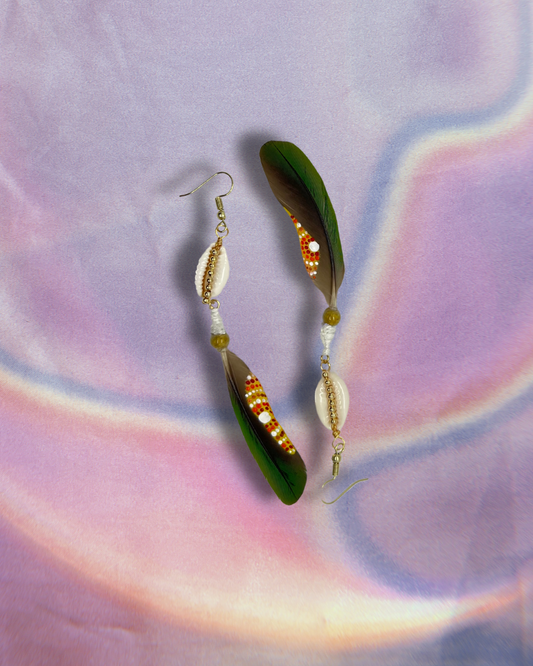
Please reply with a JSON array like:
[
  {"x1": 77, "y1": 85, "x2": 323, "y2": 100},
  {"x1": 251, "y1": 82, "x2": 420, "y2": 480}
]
[
  {"x1": 322, "y1": 477, "x2": 368, "y2": 505},
  {"x1": 180, "y1": 171, "x2": 234, "y2": 229},
  {"x1": 179, "y1": 171, "x2": 234, "y2": 199},
  {"x1": 320, "y1": 442, "x2": 368, "y2": 504}
]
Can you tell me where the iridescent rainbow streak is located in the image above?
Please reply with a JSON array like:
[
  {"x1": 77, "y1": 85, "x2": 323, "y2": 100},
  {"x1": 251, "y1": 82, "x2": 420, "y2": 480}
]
[
  {"x1": 0, "y1": 5, "x2": 530, "y2": 650},
  {"x1": 0, "y1": 364, "x2": 522, "y2": 649},
  {"x1": 339, "y1": 78, "x2": 533, "y2": 454}
]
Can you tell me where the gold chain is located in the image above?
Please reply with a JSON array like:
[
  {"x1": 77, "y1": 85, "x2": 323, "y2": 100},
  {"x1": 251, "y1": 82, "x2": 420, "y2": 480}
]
[
  {"x1": 202, "y1": 237, "x2": 224, "y2": 307},
  {"x1": 321, "y1": 358, "x2": 341, "y2": 439}
]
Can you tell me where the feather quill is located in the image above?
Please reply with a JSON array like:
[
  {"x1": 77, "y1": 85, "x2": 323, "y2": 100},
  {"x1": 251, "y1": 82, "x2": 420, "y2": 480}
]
[
  {"x1": 221, "y1": 349, "x2": 306, "y2": 505},
  {"x1": 260, "y1": 141, "x2": 344, "y2": 307}
]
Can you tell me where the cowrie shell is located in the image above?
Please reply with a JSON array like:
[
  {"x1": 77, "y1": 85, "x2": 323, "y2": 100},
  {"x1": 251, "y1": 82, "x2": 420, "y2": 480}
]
[
  {"x1": 195, "y1": 243, "x2": 230, "y2": 298},
  {"x1": 315, "y1": 371, "x2": 349, "y2": 431}
]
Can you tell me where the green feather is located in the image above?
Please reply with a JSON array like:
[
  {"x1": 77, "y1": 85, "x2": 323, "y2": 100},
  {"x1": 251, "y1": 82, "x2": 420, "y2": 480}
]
[
  {"x1": 260, "y1": 141, "x2": 345, "y2": 307},
  {"x1": 221, "y1": 349, "x2": 306, "y2": 505}
]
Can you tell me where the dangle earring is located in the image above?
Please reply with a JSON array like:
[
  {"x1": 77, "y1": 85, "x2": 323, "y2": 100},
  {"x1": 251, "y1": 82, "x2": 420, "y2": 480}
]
[
  {"x1": 259, "y1": 143, "x2": 367, "y2": 504},
  {"x1": 181, "y1": 172, "x2": 307, "y2": 505}
]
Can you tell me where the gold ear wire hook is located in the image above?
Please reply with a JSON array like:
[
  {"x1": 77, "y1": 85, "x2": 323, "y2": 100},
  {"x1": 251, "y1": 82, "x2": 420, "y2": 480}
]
[
  {"x1": 321, "y1": 452, "x2": 342, "y2": 488},
  {"x1": 321, "y1": 441, "x2": 368, "y2": 504},
  {"x1": 180, "y1": 172, "x2": 234, "y2": 233},
  {"x1": 322, "y1": 478, "x2": 368, "y2": 505},
  {"x1": 179, "y1": 172, "x2": 234, "y2": 222},
  {"x1": 179, "y1": 171, "x2": 234, "y2": 198}
]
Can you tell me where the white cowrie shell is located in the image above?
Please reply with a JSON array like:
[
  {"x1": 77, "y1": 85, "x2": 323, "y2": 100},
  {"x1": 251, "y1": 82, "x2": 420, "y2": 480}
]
[
  {"x1": 315, "y1": 371, "x2": 349, "y2": 431},
  {"x1": 195, "y1": 243, "x2": 230, "y2": 298}
]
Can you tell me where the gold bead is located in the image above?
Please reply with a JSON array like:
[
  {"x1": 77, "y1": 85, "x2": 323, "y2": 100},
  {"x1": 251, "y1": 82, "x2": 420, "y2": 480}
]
[
  {"x1": 210, "y1": 333, "x2": 230, "y2": 350},
  {"x1": 323, "y1": 307, "x2": 341, "y2": 326}
]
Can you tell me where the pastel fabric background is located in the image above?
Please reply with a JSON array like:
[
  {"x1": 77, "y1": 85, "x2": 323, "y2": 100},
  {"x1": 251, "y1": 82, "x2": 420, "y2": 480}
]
[{"x1": 0, "y1": 1, "x2": 532, "y2": 664}]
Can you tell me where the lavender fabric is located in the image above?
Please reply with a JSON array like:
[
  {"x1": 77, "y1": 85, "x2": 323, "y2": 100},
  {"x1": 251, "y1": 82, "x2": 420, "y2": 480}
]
[{"x1": 0, "y1": 1, "x2": 532, "y2": 664}]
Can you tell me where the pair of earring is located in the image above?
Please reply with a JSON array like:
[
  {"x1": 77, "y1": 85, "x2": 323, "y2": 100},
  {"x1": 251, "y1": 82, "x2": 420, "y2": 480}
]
[{"x1": 181, "y1": 142, "x2": 367, "y2": 505}]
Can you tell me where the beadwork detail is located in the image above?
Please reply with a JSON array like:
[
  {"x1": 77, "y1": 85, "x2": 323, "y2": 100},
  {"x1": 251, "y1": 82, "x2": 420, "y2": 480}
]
[
  {"x1": 315, "y1": 370, "x2": 349, "y2": 434},
  {"x1": 244, "y1": 374, "x2": 297, "y2": 454},
  {"x1": 195, "y1": 238, "x2": 229, "y2": 303},
  {"x1": 321, "y1": 369, "x2": 340, "y2": 438},
  {"x1": 202, "y1": 238, "x2": 224, "y2": 303},
  {"x1": 286, "y1": 211, "x2": 320, "y2": 279}
]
